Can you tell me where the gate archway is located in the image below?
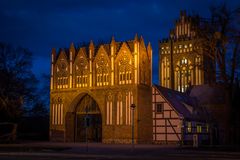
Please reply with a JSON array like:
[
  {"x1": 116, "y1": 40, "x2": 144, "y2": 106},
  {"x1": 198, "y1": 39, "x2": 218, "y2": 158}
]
[{"x1": 75, "y1": 94, "x2": 102, "y2": 142}]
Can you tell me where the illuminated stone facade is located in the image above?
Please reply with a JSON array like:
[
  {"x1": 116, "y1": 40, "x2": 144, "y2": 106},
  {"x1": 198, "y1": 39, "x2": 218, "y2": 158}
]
[
  {"x1": 159, "y1": 11, "x2": 215, "y2": 92},
  {"x1": 50, "y1": 35, "x2": 152, "y2": 143}
]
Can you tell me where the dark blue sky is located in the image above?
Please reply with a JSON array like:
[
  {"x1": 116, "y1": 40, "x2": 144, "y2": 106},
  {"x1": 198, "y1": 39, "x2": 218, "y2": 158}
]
[{"x1": 0, "y1": 0, "x2": 239, "y2": 84}]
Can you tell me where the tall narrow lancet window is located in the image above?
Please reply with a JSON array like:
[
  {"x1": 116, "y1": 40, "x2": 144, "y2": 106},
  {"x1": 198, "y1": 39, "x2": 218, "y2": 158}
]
[
  {"x1": 56, "y1": 61, "x2": 69, "y2": 89},
  {"x1": 195, "y1": 56, "x2": 202, "y2": 85},
  {"x1": 116, "y1": 93, "x2": 123, "y2": 125},
  {"x1": 95, "y1": 53, "x2": 110, "y2": 87},
  {"x1": 52, "y1": 97, "x2": 63, "y2": 125},
  {"x1": 106, "y1": 94, "x2": 113, "y2": 125},
  {"x1": 125, "y1": 91, "x2": 133, "y2": 125},
  {"x1": 161, "y1": 57, "x2": 170, "y2": 88},
  {"x1": 175, "y1": 57, "x2": 193, "y2": 92},
  {"x1": 74, "y1": 54, "x2": 89, "y2": 88}
]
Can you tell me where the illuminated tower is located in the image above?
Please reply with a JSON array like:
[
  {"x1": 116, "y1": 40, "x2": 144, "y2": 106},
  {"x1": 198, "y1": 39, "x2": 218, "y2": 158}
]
[{"x1": 159, "y1": 11, "x2": 215, "y2": 92}]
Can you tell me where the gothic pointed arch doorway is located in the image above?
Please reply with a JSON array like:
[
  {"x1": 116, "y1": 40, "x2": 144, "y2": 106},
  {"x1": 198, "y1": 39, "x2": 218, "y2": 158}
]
[{"x1": 75, "y1": 94, "x2": 102, "y2": 142}]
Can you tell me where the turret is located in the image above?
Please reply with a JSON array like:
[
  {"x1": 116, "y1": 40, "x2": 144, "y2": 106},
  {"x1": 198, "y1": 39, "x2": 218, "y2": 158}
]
[
  {"x1": 51, "y1": 48, "x2": 56, "y2": 90},
  {"x1": 147, "y1": 42, "x2": 152, "y2": 85},
  {"x1": 89, "y1": 40, "x2": 94, "y2": 87},
  {"x1": 69, "y1": 42, "x2": 76, "y2": 61},
  {"x1": 147, "y1": 42, "x2": 152, "y2": 59},
  {"x1": 51, "y1": 48, "x2": 56, "y2": 63},
  {"x1": 69, "y1": 43, "x2": 75, "y2": 88},
  {"x1": 110, "y1": 36, "x2": 116, "y2": 56},
  {"x1": 89, "y1": 40, "x2": 94, "y2": 59},
  {"x1": 110, "y1": 36, "x2": 115, "y2": 86},
  {"x1": 139, "y1": 35, "x2": 145, "y2": 48},
  {"x1": 133, "y1": 34, "x2": 139, "y2": 84},
  {"x1": 134, "y1": 33, "x2": 139, "y2": 53}
]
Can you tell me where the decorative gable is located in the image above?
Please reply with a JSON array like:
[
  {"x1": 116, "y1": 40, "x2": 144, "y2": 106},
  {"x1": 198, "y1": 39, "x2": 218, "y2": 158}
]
[
  {"x1": 115, "y1": 42, "x2": 133, "y2": 62},
  {"x1": 94, "y1": 45, "x2": 110, "y2": 66}
]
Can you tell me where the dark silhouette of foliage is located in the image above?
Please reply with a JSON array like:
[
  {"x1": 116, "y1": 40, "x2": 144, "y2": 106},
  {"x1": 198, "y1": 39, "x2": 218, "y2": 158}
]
[
  {"x1": 194, "y1": 3, "x2": 240, "y2": 145},
  {"x1": 29, "y1": 101, "x2": 49, "y2": 118},
  {"x1": 0, "y1": 42, "x2": 38, "y2": 122},
  {"x1": 194, "y1": 4, "x2": 240, "y2": 85}
]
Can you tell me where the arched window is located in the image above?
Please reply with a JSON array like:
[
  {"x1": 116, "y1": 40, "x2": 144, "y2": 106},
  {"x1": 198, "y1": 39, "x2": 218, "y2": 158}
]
[
  {"x1": 74, "y1": 55, "x2": 89, "y2": 88},
  {"x1": 95, "y1": 53, "x2": 110, "y2": 87},
  {"x1": 56, "y1": 61, "x2": 69, "y2": 89},
  {"x1": 118, "y1": 52, "x2": 133, "y2": 85},
  {"x1": 175, "y1": 57, "x2": 193, "y2": 92}
]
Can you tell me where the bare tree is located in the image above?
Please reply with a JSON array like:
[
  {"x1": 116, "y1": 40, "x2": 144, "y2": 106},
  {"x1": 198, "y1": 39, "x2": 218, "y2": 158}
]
[
  {"x1": 194, "y1": 4, "x2": 240, "y2": 86},
  {"x1": 29, "y1": 73, "x2": 50, "y2": 117},
  {"x1": 0, "y1": 42, "x2": 38, "y2": 122},
  {"x1": 194, "y1": 4, "x2": 240, "y2": 144}
]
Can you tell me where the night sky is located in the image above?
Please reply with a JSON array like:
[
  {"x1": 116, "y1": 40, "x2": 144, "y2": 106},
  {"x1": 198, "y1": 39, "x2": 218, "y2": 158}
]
[{"x1": 0, "y1": 0, "x2": 239, "y2": 84}]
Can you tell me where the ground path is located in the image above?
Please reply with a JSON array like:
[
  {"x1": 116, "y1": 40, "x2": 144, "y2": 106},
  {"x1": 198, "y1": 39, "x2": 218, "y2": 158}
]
[{"x1": 0, "y1": 142, "x2": 240, "y2": 160}]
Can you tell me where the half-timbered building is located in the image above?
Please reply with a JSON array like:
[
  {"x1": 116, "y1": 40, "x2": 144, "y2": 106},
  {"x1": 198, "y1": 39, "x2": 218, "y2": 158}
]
[{"x1": 152, "y1": 85, "x2": 209, "y2": 145}]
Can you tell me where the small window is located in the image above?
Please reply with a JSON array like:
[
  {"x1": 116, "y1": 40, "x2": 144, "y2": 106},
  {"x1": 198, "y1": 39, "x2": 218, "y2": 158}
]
[
  {"x1": 156, "y1": 103, "x2": 163, "y2": 113},
  {"x1": 104, "y1": 75, "x2": 106, "y2": 82},
  {"x1": 197, "y1": 125, "x2": 202, "y2": 133},
  {"x1": 206, "y1": 124, "x2": 209, "y2": 133},
  {"x1": 187, "y1": 122, "x2": 192, "y2": 133}
]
